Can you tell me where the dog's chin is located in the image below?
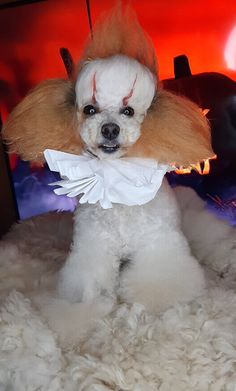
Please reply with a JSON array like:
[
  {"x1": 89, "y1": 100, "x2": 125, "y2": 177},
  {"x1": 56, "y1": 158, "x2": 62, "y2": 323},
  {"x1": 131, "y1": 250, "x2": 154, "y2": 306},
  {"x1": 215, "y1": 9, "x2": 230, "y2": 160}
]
[{"x1": 87, "y1": 144, "x2": 127, "y2": 159}]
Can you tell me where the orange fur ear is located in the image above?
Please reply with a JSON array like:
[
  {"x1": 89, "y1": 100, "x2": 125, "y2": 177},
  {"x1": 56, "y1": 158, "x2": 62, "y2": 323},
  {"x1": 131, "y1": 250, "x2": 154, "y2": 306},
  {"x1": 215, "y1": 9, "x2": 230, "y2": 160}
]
[
  {"x1": 2, "y1": 79, "x2": 82, "y2": 162},
  {"x1": 78, "y1": 3, "x2": 157, "y2": 77},
  {"x1": 127, "y1": 89, "x2": 214, "y2": 166}
]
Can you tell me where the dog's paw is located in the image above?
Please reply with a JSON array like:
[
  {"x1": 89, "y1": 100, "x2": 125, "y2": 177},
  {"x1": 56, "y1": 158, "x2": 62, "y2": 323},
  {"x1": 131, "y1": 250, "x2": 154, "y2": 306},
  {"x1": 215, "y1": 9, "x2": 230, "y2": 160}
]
[
  {"x1": 57, "y1": 270, "x2": 97, "y2": 303},
  {"x1": 34, "y1": 292, "x2": 115, "y2": 348}
]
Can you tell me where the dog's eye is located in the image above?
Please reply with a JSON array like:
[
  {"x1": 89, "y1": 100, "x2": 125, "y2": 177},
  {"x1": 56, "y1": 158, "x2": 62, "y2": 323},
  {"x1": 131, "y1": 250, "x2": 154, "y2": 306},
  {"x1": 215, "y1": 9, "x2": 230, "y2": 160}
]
[
  {"x1": 120, "y1": 106, "x2": 134, "y2": 117},
  {"x1": 83, "y1": 105, "x2": 97, "y2": 115}
]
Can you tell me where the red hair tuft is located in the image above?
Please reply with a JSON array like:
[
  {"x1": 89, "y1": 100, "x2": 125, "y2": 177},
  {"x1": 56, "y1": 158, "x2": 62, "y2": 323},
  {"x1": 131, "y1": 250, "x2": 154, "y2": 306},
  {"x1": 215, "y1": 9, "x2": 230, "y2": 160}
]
[{"x1": 78, "y1": 3, "x2": 158, "y2": 78}]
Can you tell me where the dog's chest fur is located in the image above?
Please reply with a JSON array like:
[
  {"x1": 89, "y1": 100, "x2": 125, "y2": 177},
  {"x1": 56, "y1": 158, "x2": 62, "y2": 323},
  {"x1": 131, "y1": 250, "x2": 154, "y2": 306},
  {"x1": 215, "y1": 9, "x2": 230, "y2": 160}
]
[{"x1": 73, "y1": 179, "x2": 181, "y2": 259}]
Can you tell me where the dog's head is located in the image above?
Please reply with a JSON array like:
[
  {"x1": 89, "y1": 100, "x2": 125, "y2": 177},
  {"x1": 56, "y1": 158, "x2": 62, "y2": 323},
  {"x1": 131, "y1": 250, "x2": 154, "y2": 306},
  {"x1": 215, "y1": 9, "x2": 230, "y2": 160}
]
[
  {"x1": 76, "y1": 54, "x2": 156, "y2": 159},
  {"x1": 3, "y1": 5, "x2": 213, "y2": 167}
]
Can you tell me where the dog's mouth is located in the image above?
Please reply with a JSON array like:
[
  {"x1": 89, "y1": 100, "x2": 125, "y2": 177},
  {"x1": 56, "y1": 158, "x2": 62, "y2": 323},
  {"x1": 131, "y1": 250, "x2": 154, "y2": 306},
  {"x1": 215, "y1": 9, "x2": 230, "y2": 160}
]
[{"x1": 98, "y1": 143, "x2": 120, "y2": 154}]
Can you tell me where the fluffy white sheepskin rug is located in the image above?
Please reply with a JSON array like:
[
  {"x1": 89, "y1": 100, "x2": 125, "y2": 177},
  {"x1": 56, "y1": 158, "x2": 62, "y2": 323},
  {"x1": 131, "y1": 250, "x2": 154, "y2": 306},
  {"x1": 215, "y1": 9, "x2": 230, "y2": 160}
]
[{"x1": 1, "y1": 188, "x2": 236, "y2": 391}]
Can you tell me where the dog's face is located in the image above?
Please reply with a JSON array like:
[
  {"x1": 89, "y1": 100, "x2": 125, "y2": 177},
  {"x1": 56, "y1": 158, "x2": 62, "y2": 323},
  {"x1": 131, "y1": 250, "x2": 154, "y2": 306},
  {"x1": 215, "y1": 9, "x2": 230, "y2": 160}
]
[{"x1": 75, "y1": 55, "x2": 156, "y2": 159}]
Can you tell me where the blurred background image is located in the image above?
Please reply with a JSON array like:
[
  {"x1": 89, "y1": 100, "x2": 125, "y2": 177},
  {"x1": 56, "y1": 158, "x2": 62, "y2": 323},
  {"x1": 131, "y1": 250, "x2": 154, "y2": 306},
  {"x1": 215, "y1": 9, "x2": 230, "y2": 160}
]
[{"x1": 0, "y1": 0, "x2": 236, "y2": 224}]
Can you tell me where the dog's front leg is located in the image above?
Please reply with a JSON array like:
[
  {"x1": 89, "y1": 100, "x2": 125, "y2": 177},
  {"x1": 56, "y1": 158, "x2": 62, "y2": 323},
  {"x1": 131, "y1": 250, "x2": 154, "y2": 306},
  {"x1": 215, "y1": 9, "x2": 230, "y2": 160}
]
[
  {"x1": 57, "y1": 207, "x2": 119, "y2": 303},
  {"x1": 119, "y1": 230, "x2": 206, "y2": 313},
  {"x1": 58, "y1": 239, "x2": 118, "y2": 303}
]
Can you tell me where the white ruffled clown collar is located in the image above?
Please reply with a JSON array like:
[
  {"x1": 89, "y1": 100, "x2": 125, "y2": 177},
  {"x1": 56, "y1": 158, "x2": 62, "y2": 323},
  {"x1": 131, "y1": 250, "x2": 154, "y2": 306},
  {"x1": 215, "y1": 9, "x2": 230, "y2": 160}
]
[{"x1": 44, "y1": 149, "x2": 174, "y2": 209}]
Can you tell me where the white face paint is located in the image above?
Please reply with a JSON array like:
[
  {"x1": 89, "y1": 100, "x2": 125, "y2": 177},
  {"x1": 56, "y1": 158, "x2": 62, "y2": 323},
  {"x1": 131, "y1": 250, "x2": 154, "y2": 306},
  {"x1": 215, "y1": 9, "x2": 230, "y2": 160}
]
[{"x1": 75, "y1": 54, "x2": 156, "y2": 159}]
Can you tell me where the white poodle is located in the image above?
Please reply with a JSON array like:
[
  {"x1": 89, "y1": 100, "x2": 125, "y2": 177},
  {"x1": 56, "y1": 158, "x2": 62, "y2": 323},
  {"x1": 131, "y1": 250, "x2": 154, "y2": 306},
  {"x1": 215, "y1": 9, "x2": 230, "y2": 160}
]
[{"x1": 3, "y1": 6, "x2": 213, "y2": 313}]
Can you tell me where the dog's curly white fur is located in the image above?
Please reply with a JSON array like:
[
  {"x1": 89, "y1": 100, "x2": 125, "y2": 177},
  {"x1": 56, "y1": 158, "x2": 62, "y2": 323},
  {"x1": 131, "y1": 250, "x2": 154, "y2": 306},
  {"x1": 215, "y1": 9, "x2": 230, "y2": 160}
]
[{"x1": 3, "y1": 5, "x2": 213, "y2": 314}]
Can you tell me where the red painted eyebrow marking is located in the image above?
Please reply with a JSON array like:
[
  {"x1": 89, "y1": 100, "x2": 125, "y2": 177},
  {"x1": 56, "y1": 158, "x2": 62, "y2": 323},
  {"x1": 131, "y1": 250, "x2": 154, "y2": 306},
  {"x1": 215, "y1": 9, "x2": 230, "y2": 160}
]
[
  {"x1": 92, "y1": 73, "x2": 97, "y2": 104},
  {"x1": 122, "y1": 75, "x2": 137, "y2": 106}
]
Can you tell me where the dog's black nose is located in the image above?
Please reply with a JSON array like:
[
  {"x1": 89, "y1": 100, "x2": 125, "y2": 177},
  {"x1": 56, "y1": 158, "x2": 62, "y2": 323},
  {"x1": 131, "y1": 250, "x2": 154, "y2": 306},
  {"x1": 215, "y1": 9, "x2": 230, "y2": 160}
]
[{"x1": 101, "y1": 123, "x2": 120, "y2": 140}]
